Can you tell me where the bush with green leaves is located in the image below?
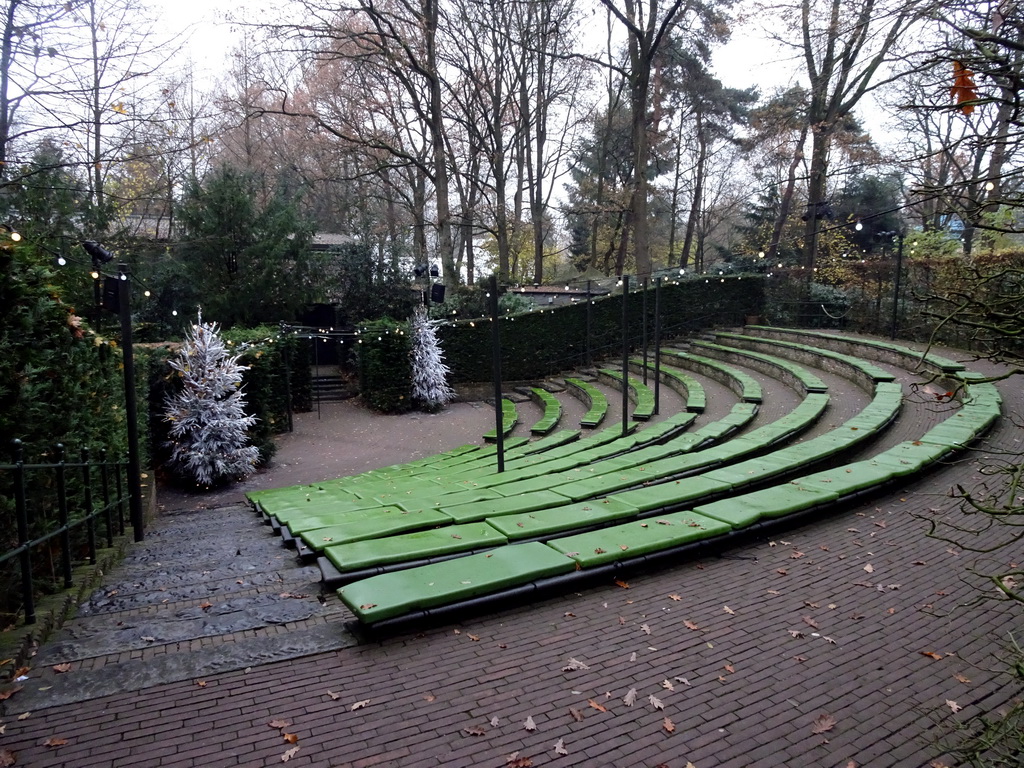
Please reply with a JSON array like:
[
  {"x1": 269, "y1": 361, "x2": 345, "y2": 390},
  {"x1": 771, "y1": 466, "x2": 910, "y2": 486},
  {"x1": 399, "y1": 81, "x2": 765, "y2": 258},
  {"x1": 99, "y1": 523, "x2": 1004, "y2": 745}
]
[
  {"x1": 0, "y1": 238, "x2": 131, "y2": 622},
  {"x1": 358, "y1": 318, "x2": 412, "y2": 413}
]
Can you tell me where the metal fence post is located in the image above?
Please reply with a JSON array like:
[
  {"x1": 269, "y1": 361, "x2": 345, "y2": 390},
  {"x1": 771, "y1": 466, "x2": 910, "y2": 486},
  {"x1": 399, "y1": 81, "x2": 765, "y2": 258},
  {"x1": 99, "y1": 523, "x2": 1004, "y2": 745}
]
[
  {"x1": 100, "y1": 447, "x2": 113, "y2": 548},
  {"x1": 115, "y1": 457, "x2": 126, "y2": 537},
  {"x1": 82, "y1": 446, "x2": 96, "y2": 566},
  {"x1": 55, "y1": 444, "x2": 73, "y2": 589},
  {"x1": 11, "y1": 440, "x2": 34, "y2": 624}
]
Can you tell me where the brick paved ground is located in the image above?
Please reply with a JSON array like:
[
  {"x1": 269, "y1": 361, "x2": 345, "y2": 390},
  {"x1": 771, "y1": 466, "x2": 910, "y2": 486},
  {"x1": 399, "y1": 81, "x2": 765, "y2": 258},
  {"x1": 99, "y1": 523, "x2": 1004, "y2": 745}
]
[{"x1": 1, "y1": 338, "x2": 1022, "y2": 767}]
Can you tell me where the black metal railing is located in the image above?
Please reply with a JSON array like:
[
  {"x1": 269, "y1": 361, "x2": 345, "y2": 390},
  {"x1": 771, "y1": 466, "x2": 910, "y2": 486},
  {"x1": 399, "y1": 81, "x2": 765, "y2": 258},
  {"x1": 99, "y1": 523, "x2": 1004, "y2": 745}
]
[{"x1": 0, "y1": 440, "x2": 128, "y2": 626}]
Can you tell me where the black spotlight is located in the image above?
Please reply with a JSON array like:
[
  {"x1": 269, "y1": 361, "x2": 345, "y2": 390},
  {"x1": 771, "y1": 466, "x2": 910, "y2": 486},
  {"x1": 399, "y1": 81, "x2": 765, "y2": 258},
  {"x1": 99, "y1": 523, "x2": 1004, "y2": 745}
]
[{"x1": 83, "y1": 240, "x2": 115, "y2": 264}]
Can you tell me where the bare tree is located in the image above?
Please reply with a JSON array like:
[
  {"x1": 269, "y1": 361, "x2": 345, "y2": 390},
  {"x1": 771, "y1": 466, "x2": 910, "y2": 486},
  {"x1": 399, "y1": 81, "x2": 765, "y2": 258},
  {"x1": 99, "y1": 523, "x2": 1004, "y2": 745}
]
[{"x1": 765, "y1": 0, "x2": 920, "y2": 271}]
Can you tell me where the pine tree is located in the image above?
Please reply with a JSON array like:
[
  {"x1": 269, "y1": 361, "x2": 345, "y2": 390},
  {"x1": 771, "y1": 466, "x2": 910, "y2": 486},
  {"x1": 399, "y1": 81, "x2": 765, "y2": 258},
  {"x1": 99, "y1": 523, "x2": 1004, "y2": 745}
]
[
  {"x1": 410, "y1": 306, "x2": 455, "y2": 411},
  {"x1": 164, "y1": 312, "x2": 260, "y2": 487}
]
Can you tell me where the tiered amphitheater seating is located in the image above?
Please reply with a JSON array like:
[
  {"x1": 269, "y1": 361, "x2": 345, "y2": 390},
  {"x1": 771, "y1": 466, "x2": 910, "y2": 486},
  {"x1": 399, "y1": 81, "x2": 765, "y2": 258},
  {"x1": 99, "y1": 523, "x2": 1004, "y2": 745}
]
[{"x1": 246, "y1": 327, "x2": 1002, "y2": 633}]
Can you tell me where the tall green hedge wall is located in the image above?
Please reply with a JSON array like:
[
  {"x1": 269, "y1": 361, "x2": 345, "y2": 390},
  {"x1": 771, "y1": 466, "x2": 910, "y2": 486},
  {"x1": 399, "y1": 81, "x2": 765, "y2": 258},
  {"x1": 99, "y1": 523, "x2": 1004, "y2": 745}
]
[
  {"x1": 438, "y1": 274, "x2": 765, "y2": 382},
  {"x1": 358, "y1": 318, "x2": 412, "y2": 413}
]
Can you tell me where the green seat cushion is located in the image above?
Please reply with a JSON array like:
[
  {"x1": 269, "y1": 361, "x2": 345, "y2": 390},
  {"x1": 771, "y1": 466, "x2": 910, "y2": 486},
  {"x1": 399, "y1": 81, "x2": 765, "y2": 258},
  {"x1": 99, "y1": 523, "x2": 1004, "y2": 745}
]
[
  {"x1": 547, "y1": 510, "x2": 731, "y2": 568},
  {"x1": 393, "y1": 487, "x2": 503, "y2": 512},
  {"x1": 441, "y1": 490, "x2": 571, "y2": 523},
  {"x1": 793, "y1": 462, "x2": 897, "y2": 495},
  {"x1": 338, "y1": 542, "x2": 577, "y2": 623},
  {"x1": 262, "y1": 497, "x2": 381, "y2": 524},
  {"x1": 488, "y1": 497, "x2": 641, "y2": 539},
  {"x1": 323, "y1": 522, "x2": 508, "y2": 571},
  {"x1": 615, "y1": 476, "x2": 732, "y2": 512},
  {"x1": 703, "y1": 455, "x2": 795, "y2": 488},
  {"x1": 297, "y1": 507, "x2": 452, "y2": 545},
  {"x1": 279, "y1": 503, "x2": 410, "y2": 532},
  {"x1": 695, "y1": 483, "x2": 839, "y2": 527}
]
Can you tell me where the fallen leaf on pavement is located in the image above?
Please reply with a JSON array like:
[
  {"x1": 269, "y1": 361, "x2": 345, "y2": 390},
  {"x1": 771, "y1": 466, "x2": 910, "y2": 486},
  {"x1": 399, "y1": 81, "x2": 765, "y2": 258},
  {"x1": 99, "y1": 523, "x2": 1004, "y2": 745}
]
[
  {"x1": 811, "y1": 712, "x2": 836, "y2": 734},
  {"x1": 350, "y1": 699, "x2": 371, "y2": 710},
  {"x1": 569, "y1": 707, "x2": 583, "y2": 722},
  {"x1": 663, "y1": 717, "x2": 675, "y2": 733},
  {"x1": 326, "y1": 690, "x2": 341, "y2": 700},
  {"x1": 588, "y1": 699, "x2": 607, "y2": 713},
  {"x1": 661, "y1": 679, "x2": 674, "y2": 691},
  {"x1": 562, "y1": 658, "x2": 590, "y2": 671},
  {"x1": 946, "y1": 700, "x2": 962, "y2": 713},
  {"x1": 649, "y1": 694, "x2": 664, "y2": 710},
  {"x1": 684, "y1": 620, "x2": 700, "y2": 631},
  {"x1": 42, "y1": 737, "x2": 68, "y2": 748},
  {"x1": 281, "y1": 746, "x2": 299, "y2": 762},
  {"x1": 0, "y1": 688, "x2": 22, "y2": 701},
  {"x1": 863, "y1": 564, "x2": 874, "y2": 573},
  {"x1": 920, "y1": 651, "x2": 944, "y2": 661},
  {"x1": 724, "y1": 664, "x2": 735, "y2": 674},
  {"x1": 17, "y1": 712, "x2": 30, "y2": 721},
  {"x1": 462, "y1": 725, "x2": 487, "y2": 736},
  {"x1": 803, "y1": 616, "x2": 819, "y2": 629},
  {"x1": 553, "y1": 738, "x2": 568, "y2": 756},
  {"x1": 52, "y1": 663, "x2": 71, "y2": 673},
  {"x1": 640, "y1": 624, "x2": 651, "y2": 635},
  {"x1": 506, "y1": 756, "x2": 533, "y2": 768},
  {"x1": 623, "y1": 688, "x2": 637, "y2": 706},
  {"x1": 723, "y1": 606, "x2": 735, "y2": 615},
  {"x1": 268, "y1": 720, "x2": 291, "y2": 730},
  {"x1": 0, "y1": 748, "x2": 14, "y2": 767},
  {"x1": 615, "y1": 580, "x2": 630, "y2": 589},
  {"x1": 669, "y1": 594, "x2": 682, "y2": 601},
  {"x1": 954, "y1": 673, "x2": 971, "y2": 684},
  {"x1": 282, "y1": 733, "x2": 298, "y2": 744},
  {"x1": 524, "y1": 715, "x2": 536, "y2": 731}
]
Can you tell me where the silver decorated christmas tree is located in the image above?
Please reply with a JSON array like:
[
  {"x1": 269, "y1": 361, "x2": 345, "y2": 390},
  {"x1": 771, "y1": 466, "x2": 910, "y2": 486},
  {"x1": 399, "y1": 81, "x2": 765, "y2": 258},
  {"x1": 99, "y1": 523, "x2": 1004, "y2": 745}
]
[
  {"x1": 164, "y1": 312, "x2": 260, "y2": 487},
  {"x1": 410, "y1": 305, "x2": 455, "y2": 411}
]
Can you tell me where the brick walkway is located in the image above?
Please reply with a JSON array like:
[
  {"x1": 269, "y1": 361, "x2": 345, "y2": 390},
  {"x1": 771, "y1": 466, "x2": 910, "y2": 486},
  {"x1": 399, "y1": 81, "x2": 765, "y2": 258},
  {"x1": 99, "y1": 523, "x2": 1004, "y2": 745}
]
[{"x1": 2, "y1": 344, "x2": 1021, "y2": 767}]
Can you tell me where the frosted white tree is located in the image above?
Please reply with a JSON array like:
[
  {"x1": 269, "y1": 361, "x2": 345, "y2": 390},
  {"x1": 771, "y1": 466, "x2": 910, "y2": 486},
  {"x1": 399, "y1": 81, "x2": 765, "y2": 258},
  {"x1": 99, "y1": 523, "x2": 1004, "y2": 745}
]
[
  {"x1": 163, "y1": 312, "x2": 260, "y2": 487},
  {"x1": 410, "y1": 306, "x2": 456, "y2": 411}
]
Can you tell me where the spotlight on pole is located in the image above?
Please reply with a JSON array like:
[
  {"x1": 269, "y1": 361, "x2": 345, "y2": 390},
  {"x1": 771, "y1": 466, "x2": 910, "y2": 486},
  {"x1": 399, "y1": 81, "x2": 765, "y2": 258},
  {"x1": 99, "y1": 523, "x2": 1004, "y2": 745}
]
[{"x1": 82, "y1": 240, "x2": 115, "y2": 265}]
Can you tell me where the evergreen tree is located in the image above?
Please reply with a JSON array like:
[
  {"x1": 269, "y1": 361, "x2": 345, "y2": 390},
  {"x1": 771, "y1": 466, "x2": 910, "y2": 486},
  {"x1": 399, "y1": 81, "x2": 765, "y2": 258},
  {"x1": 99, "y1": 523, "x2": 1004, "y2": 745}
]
[
  {"x1": 164, "y1": 312, "x2": 259, "y2": 487},
  {"x1": 410, "y1": 306, "x2": 455, "y2": 411}
]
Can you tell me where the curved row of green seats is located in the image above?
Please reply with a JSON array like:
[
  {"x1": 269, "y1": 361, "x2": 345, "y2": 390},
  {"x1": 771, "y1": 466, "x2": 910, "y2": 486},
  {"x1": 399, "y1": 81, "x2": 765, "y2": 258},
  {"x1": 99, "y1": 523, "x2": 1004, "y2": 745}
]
[
  {"x1": 628, "y1": 358, "x2": 706, "y2": 413},
  {"x1": 564, "y1": 377, "x2": 608, "y2": 427},
  {"x1": 483, "y1": 398, "x2": 517, "y2": 442},
  {"x1": 711, "y1": 332, "x2": 896, "y2": 385},
  {"x1": 745, "y1": 326, "x2": 965, "y2": 374},
  {"x1": 597, "y1": 369, "x2": 656, "y2": 420},
  {"x1": 659, "y1": 350, "x2": 763, "y2": 403},
  {"x1": 529, "y1": 388, "x2": 562, "y2": 435},
  {"x1": 690, "y1": 340, "x2": 828, "y2": 394}
]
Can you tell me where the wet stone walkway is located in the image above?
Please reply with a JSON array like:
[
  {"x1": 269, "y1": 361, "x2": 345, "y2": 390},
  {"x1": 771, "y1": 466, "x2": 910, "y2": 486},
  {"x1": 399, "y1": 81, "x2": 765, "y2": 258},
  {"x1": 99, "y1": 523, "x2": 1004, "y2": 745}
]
[{"x1": 16, "y1": 504, "x2": 355, "y2": 711}]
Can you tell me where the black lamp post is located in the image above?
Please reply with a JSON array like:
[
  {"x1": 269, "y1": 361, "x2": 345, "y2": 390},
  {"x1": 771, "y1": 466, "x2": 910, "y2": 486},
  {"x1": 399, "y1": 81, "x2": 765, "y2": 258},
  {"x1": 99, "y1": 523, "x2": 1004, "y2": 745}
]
[
  {"x1": 876, "y1": 230, "x2": 905, "y2": 340},
  {"x1": 83, "y1": 241, "x2": 144, "y2": 541}
]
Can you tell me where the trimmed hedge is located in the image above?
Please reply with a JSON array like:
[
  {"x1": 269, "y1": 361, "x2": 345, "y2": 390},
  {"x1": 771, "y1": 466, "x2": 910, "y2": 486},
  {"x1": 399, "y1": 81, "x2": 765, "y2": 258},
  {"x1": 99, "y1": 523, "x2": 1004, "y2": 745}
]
[
  {"x1": 358, "y1": 319, "x2": 412, "y2": 413},
  {"x1": 439, "y1": 275, "x2": 764, "y2": 382}
]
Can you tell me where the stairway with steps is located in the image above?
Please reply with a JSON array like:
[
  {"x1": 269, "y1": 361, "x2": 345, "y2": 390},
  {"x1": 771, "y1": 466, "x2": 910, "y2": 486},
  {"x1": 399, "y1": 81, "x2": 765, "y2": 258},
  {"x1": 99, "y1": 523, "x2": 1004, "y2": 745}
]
[
  {"x1": 311, "y1": 367, "x2": 355, "y2": 402},
  {"x1": 11, "y1": 504, "x2": 355, "y2": 711}
]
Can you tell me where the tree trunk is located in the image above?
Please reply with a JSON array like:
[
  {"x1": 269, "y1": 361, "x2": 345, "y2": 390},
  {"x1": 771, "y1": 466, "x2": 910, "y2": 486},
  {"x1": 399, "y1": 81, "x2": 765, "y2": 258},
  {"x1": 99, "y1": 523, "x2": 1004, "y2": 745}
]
[
  {"x1": 768, "y1": 121, "x2": 808, "y2": 261},
  {"x1": 680, "y1": 113, "x2": 707, "y2": 270}
]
